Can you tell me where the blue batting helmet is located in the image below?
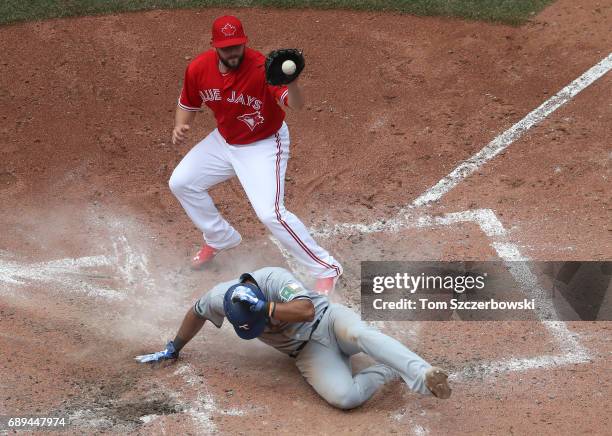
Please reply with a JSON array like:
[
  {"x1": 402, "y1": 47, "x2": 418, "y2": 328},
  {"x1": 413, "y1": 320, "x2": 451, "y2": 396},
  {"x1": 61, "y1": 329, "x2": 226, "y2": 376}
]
[{"x1": 223, "y1": 282, "x2": 267, "y2": 340}]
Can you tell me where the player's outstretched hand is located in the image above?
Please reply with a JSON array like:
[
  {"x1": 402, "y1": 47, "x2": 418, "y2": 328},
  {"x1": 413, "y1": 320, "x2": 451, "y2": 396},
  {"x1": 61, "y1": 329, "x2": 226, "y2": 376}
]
[
  {"x1": 172, "y1": 124, "x2": 190, "y2": 145},
  {"x1": 231, "y1": 286, "x2": 267, "y2": 313},
  {"x1": 134, "y1": 340, "x2": 179, "y2": 363}
]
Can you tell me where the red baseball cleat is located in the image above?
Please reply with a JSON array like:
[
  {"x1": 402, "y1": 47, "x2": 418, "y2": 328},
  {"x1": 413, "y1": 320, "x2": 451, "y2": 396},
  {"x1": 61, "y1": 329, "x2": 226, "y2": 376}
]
[
  {"x1": 191, "y1": 235, "x2": 242, "y2": 270},
  {"x1": 191, "y1": 244, "x2": 219, "y2": 270}
]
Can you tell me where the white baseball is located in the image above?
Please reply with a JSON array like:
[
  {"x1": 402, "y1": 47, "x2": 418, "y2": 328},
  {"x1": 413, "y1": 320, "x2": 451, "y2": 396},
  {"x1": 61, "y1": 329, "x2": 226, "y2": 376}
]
[{"x1": 282, "y1": 60, "x2": 297, "y2": 75}]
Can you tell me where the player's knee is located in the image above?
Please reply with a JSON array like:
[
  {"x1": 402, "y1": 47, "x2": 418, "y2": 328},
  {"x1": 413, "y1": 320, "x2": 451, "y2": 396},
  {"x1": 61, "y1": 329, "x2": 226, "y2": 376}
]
[
  {"x1": 255, "y1": 208, "x2": 279, "y2": 226},
  {"x1": 168, "y1": 170, "x2": 193, "y2": 196},
  {"x1": 339, "y1": 324, "x2": 367, "y2": 345},
  {"x1": 168, "y1": 171, "x2": 183, "y2": 195},
  {"x1": 327, "y1": 390, "x2": 362, "y2": 410}
]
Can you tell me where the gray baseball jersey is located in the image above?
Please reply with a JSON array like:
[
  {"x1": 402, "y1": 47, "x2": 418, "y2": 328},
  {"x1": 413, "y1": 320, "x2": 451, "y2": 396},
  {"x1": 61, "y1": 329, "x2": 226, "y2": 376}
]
[
  {"x1": 194, "y1": 267, "x2": 329, "y2": 355},
  {"x1": 193, "y1": 267, "x2": 436, "y2": 409}
]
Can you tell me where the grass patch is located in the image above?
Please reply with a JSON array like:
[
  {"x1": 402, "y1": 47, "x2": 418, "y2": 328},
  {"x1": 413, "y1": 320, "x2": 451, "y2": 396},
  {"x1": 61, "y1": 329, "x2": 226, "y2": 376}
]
[{"x1": 0, "y1": 0, "x2": 555, "y2": 27}]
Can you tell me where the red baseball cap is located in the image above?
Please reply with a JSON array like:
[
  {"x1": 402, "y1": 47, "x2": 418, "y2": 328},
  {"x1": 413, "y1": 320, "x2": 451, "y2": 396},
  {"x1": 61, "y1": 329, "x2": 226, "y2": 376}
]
[{"x1": 211, "y1": 16, "x2": 248, "y2": 48}]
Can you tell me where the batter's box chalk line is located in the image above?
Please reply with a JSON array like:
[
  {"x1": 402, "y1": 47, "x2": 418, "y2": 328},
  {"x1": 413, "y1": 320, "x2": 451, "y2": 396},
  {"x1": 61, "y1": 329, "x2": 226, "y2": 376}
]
[
  {"x1": 410, "y1": 52, "x2": 612, "y2": 208},
  {"x1": 310, "y1": 52, "x2": 612, "y2": 241},
  {"x1": 169, "y1": 364, "x2": 246, "y2": 431},
  {"x1": 0, "y1": 233, "x2": 153, "y2": 300},
  {"x1": 277, "y1": 208, "x2": 591, "y2": 379}
]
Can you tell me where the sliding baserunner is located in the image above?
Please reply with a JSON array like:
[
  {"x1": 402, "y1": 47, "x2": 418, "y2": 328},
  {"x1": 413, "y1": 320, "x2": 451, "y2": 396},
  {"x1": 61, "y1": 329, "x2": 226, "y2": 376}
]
[{"x1": 135, "y1": 267, "x2": 451, "y2": 409}]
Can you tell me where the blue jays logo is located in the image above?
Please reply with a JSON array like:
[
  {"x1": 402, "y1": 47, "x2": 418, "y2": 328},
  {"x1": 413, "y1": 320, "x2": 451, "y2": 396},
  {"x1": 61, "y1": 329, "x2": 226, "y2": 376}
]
[{"x1": 237, "y1": 111, "x2": 265, "y2": 131}]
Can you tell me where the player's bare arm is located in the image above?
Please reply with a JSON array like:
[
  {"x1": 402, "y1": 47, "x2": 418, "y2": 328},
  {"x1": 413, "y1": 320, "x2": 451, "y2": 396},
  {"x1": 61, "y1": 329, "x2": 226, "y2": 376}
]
[
  {"x1": 172, "y1": 306, "x2": 207, "y2": 351},
  {"x1": 270, "y1": 298, "x2": 314, "y2": 322},
  {"x1": 286, "y1": 79, "x2": 305, "y2": 110},
  {"x1": 134, "y1": 304, "x2": 207, "y2": 364},
  {"x1": 134, "y1": 305, "x2": 204, "y2": 363},
  {"x1": 240, "y1": 276, "x2": 314, "y2": 321},
  {"x1": 172, "y1": 107, "x2": 196, "y2": 145}
]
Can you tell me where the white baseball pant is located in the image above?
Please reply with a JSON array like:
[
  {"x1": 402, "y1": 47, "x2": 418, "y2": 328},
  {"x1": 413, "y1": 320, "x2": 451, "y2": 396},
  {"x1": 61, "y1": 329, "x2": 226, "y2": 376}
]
[
  {"x1": 169, "y1": 122, "x2": 342, "y2": 279},
  {"x1": 295, "y1": 304, "x2": 432, "y2": 409}
]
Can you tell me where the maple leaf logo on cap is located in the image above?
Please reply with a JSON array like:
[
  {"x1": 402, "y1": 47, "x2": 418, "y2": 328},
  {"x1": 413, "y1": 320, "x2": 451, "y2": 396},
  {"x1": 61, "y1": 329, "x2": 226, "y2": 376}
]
[{"x1": 221, "y1": 23, "x2": 237, "y2": 36}]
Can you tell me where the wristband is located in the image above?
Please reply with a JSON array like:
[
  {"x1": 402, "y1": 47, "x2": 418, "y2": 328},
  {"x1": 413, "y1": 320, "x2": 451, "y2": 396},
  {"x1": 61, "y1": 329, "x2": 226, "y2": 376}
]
[{"x1": 271, "y1": 302, "x2": 277, "y2": 318}]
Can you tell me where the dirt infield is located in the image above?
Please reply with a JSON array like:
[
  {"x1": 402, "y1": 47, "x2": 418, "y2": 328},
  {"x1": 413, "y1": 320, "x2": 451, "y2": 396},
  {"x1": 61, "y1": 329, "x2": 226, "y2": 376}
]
[{"x1": 1, "y1": 0, "x2": 610, "y2": 434}]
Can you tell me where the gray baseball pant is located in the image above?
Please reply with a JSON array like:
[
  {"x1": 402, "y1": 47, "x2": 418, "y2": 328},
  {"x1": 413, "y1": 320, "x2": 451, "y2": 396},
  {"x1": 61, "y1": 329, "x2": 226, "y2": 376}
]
[{"x1": 295, "y1": 304, "x2": 432, "y2": 409}]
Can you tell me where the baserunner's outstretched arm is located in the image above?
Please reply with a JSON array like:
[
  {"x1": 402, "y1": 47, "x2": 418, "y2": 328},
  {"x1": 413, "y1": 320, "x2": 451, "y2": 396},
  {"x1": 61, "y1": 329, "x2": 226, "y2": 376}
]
[{"x1": 134, "y1": 306, "x2": 206, "y2": 363}]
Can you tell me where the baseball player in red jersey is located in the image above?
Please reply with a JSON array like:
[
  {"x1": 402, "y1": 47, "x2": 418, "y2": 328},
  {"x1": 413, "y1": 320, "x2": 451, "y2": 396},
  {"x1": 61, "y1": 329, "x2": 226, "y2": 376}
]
[{"x1": 169, "y1": 16, "x2": 342, "y2": 293}]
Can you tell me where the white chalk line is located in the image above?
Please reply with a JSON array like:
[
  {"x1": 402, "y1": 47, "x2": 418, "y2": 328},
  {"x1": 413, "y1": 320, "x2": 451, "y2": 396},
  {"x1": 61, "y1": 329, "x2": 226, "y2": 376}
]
[
  {"x1": 466, "y1": 211, "x2": 590, "y2": 378},
  {"x1": 112, "y1": 234, "x2": 155, "y2": 291},
  {"x1": 172, "y1": 364, "x2": 218, "y2": 432},
  {"x1": 431, "y1": 211, "x2": 590, "y2": 372},
  {"x1": 412, "y1": 52, "x2": 612, "y2": 207},
  {"x1": 452, "y1": 349, "x2": 590, "y2": 382},
  {"x1": 312, "y1": 207, "x2": 507, "y2": 239},
  {"x1": 0, "y1": 234, "x2": 153, "y2": 301},
  {"x1": 273, "y1": 208, "x2": 591, "y2": 380},
  {"x1": 67, "y1": 409, "x2": 114, "y2": 430},
  {"x1": 412, "y1": 424, "x2": 429, "y2": 436},
  {"x1": 171, "y1": 364, "x2": 246, "y2": 431},
  {"x1": 311, "y1": 52, "x2": 612, "y2": 240},
  {"x1": 0, "y1": 254, "x2": 124, "y2": 300}
]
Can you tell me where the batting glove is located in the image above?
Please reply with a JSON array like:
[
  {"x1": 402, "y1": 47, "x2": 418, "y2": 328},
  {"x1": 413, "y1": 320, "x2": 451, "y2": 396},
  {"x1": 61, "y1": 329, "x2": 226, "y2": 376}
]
[
  {"x1": 231, "y1": 286, "x2": 267, "y2": 313},
  {"x1": 134, "y1": 340, "x2": 178, "y2": 363}
]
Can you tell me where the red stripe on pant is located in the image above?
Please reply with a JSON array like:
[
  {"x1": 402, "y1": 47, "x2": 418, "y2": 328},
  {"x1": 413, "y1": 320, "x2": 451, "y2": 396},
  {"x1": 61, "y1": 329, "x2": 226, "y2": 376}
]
[{"x1": 274, "y1": 133, "x2": 340, "y2": 276}]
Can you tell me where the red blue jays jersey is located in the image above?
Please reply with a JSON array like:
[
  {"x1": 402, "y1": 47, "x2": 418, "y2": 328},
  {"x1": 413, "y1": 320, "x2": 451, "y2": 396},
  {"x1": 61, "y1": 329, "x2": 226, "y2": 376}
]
[{"x1": 178, "y1": 47, "x2": 289, "y2": 145}]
